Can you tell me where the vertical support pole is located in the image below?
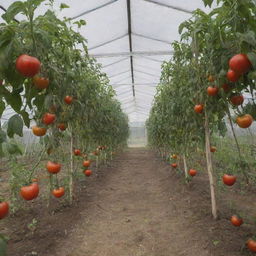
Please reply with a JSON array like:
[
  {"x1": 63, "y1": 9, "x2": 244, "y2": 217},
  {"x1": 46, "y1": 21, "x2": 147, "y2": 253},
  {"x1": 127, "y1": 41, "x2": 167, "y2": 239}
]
[
  {"x1": 69, "y1": 128, "x2": 74, "y2": 205},
  {"x1": 205, "y1": 111, "x2": 218, "y2": 219}
]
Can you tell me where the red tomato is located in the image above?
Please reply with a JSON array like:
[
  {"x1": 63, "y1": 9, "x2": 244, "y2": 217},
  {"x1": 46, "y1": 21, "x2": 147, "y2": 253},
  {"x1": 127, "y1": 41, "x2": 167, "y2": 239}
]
[
  {"x1": 83, "y1": 160, "x2": 91, "y2": 167},
  {"x1": 247, "y1": 239, "x2": 256, "y2": 252},
  {"x1": 207, "y1": 86, "x2": 218, "y2": 96},
  {"x1": 64, "y1": 96, "x2": 73, "y2": 104},
  {"x1": 0, "y1": 202, "x2": 9, "y2": 219},
  {"x1": 230, "y1": 215, "x2": 243, "y2": 227},
  {"x1": 222, "y1": 174, "x2": 236, "y2": 186},
  {"x1": 221, "y1": 83, "x2": 231, "y2": 93},
  {"x1": 230, "y1": 94, "x2": 244, "y2": 106},
  {"x1": 194, "y1": 104, "x2": 204, "y2": 114},
  {"x1": 227, "y1": 69, "x2": 240, "y2": 82},
  {"x1": 189, "y1": 169, "x2": 197, "y2": 177},
  {"x1": 32, "y1": 126, "x2": 47, "y2": 136},
  {"x1": 46, "y1": 161, "x2": 61, "y2": 174},
  {"x1": 42, "y1": 113, "x2": 56, "y2": 125},
  {"x1": 16, "y1": 54, "x2": 41, "y2": 77},
  {"x1": 33, "y1": 76, "x2": 49, "y2": 89},
  {"x1": 236, "y1": 114, "x2": 253, "y2": 128},
  {"x1": 84, "y1": 169, "x2": 92, "y2": 177},
  {"x1": 20, "y1": 183, "x2": 39, "y2": 200},
  {"x1": 52, "y1": 187, "x2": 65, "y2": 198},
  {"x1": 74, "y1": 149, "x2": 81, "y2": 156},
  {"x1": 229, "y1": 54, "x2": 252, "y2": 74},
  {"x1": 171, "y1": 163, "x2": 177, "y2": 168}
]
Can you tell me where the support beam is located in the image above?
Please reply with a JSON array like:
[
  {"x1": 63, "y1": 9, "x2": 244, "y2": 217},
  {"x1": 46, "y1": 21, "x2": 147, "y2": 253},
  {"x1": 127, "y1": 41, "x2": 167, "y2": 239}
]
[
  {"x1": 112, "y1": 82, "x2": 157, "y2": 86},
  {"x1": 89, "y1": 33, "x2": 128, "y2": 50},
  {"x1": 122, "y1": 98, "x2": 134, "y2": 104},
  {"x1": 143, "y1": 0, "x2": 193, "y2": 14},
  {"x1": 135, "y1": 55, "x2": 164, "y2": 63},
  {"x1": 118, "y1": 95, "x2": 134, "y2": 102},
  {"x1": 108, "y1": 70, "x2": 130, "y2": 78},
  {"x1": 134, "y1": 69, "x2": 160, "y2": 78},
  {"x1": 0, "y1": 5, "x2": 19, "y2": 22},
  {"x1": 132, "y1": 32, "x2": 170, "y2": 44},
  {"x1": 116, "y1": 89, "x2": 133, "y2": 96},
  {"x1": 91, "y1": 50, "x2": 173, "y2": 58},
  {"x1": 111, "y1": 75, "x2": 132, "y2": 84},
  {"x1": 135, "y1": 63, "x2": 161, "y2": 72},
  {"x1": 71, "y1": 0, "x2": 118, "y2": 20},
  {"x1": 136, "y1": 90, "x2": 155, "y2": 96},
  {"x1": 102, "y1": 57, "x2": 129, "y2": 68},
  {"x1": 126, "y1": 0, "x2": 135, "y2": 97}
]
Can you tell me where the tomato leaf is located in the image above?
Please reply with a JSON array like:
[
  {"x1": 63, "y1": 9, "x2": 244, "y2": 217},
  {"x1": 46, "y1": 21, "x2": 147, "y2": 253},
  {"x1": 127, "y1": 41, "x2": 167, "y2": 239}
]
[
  {"x1": 0, "y1": 130, "x2": 7, "y2": 144},
  {"x1": 237, "y1": 31, "x2": 256, "y2": 46},
  {"x1": 247, "y1": 52, "x2": 256, "y2": 69},
  {"x1": 202, "y1": 0, "x2": 214, "y2": 7},
  {"x1": 0, "y1": 100, "x2": 5, "y2": 118},
  {"x1": 4, "y1": 91, "x2": 22, "y2": 112},
  {"x1": 7, "y1": 114, "x2": 23, "y2": 138},
  {"x1": 60, "y1": 3, "x2": 70, "y2": 9},
  {"x1": 6, "y1": 141, "x2": 23, "y2": 155},
  {"x1": 2, "y1": 1, "x2": 25, "y2": 23},
  {"x1": 19, "y1": 110, "x2": 30, "y2": 128},
  {"x1": 27, "y1": 0, "x2": 46, "y2": 10},
  {"x1": 0, "y1": 234, "x2": 7, "y2": 256},
  {"x1": 0, "y1": 28, "x2": 15, "y2": 51}
]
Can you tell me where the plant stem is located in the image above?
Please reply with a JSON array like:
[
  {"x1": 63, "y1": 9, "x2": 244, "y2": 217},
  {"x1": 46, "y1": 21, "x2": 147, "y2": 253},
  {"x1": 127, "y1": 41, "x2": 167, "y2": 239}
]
[
  {"x1": 29, "y1": 147, "x2": 46, "y2": 181},
  {"x1": 227, "y1": 107, "x2": 249, "y2": 184}
]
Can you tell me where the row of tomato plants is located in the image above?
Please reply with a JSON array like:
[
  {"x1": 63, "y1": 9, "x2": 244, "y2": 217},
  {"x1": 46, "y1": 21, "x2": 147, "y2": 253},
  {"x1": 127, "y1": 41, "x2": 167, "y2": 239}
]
[
  {"x1": 0, "y1": 0, "x2": 129, "y2": 252},
  {"x1": 147, "y1": 0, "x2": 256, "y2": 253}
]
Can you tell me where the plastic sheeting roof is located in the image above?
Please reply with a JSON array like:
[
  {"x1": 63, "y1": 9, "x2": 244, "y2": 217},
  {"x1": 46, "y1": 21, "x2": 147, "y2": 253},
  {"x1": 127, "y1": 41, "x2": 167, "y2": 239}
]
[{"x1": 0, "y1": 0, "x2": 215, "y2": 123}]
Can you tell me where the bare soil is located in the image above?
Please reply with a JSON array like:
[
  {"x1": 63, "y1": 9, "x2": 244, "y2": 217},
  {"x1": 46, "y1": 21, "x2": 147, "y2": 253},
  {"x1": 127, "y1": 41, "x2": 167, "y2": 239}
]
[{"x1": 1, "y1": 148, "x2": 255, "y2": 256}]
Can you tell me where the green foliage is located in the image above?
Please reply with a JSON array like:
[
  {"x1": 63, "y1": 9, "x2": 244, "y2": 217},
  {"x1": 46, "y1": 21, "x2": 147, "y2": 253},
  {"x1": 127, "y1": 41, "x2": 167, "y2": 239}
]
[
  {"x1": 147, "y1": 0, "x2": 256, "y2": 160},
  {"x1": 0, "y1": 0, "x2": 129, "y2": 156},
  {"x1": 0, "y1": 234, "x2": 7, "y2": 256},
  {"x1": 7, "y1": 114, "x2": 23, "y2": 138}
]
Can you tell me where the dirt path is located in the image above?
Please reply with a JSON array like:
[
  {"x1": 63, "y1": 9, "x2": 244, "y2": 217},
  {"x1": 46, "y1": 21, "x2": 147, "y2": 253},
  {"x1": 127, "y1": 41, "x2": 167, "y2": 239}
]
[
  {"x1": 5, "y1": 148, "x2": 250, "y2": 256},
  {"x1": 46, "y1": 149, "x2": 218, "y2": 256}
]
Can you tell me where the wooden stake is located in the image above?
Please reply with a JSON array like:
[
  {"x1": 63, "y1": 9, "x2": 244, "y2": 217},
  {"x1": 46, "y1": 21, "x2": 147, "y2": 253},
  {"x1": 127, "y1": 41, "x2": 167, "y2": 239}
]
[
  {"x1": 183, "y1": 154, "x2": 189, "y2": 180},
  {"x1": 204, "y1": 111, "x2": 218, "y2": 220},
  {"x1": 69, "y1": 129, "x2": 74, "y2": 205}
]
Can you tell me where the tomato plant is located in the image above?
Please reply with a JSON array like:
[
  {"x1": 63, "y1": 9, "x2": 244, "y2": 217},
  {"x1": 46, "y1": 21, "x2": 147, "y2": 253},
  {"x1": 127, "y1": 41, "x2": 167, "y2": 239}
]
[{"x1": 147, "y1": 0, "x2": 256, "y2": 221}]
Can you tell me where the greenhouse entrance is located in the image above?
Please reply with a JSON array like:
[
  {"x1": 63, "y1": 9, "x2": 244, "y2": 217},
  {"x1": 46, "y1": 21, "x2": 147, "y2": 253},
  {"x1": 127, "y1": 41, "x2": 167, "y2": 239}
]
[{"x1": 128, "y1": 122, "x2": 147, "y2": 147}]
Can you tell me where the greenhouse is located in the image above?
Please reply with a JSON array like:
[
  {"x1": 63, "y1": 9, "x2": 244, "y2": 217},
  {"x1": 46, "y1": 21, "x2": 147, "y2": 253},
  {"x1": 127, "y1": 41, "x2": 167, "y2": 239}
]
[{"x1": 0, "y1": 0, "x2": 256, "y2": 255}]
